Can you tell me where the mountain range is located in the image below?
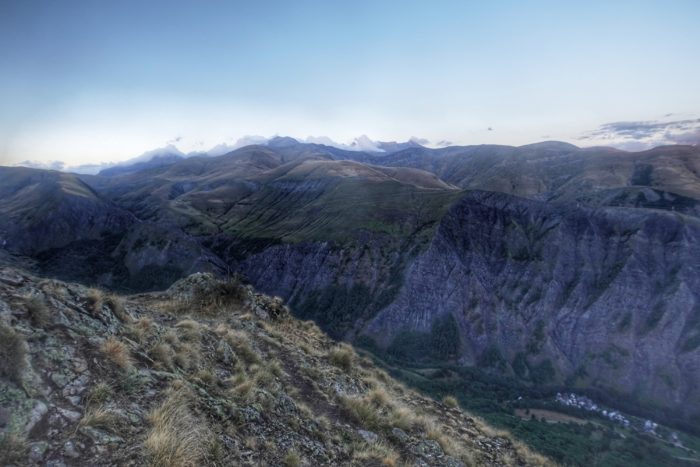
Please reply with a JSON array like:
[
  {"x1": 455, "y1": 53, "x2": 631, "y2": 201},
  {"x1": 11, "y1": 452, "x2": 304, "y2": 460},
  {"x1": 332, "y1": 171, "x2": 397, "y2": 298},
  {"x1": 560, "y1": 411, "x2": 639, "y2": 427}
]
[{"x1": 1, "y1": 138, "x2": 699, "y2": 430}]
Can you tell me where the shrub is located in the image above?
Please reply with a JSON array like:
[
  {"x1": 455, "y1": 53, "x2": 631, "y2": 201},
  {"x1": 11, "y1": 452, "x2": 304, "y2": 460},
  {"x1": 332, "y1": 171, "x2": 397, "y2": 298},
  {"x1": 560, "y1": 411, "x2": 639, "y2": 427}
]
[
  {"x1": 329, "y1": 344, "x2": 354, "y2": 372},
  {"x1": 101, "y1": 337, "x2": 132, "y2": 370},
  {"x1": 0, "y1": 323, "x2": 26, "y2": 384}
]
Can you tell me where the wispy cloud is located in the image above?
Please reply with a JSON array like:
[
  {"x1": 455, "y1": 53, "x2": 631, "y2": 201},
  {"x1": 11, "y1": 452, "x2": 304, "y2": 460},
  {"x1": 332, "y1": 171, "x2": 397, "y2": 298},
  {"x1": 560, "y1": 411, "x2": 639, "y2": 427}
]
[{"x1": 579, "y1": 117, "x2": 700, "y2": 149}]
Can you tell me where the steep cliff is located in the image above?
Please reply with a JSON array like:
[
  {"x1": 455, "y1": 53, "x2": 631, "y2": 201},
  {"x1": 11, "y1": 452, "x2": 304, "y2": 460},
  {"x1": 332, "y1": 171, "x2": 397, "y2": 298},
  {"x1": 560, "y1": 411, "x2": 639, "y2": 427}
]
[{"x1": 363, "y1": 191, "x2": 700, "y2": 420}]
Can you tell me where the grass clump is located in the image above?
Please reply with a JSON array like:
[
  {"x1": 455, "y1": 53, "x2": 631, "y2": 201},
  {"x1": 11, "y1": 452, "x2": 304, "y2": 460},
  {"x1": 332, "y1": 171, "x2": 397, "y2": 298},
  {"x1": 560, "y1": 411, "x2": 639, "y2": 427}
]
[
  {"x1": 86, "y1": 288, "x2": 104, "y2": 313},
  {"x1": 329, "y1": 344, "x2": 355, "y2": 372},
  {"x1": 105, "y1": 294, "x2": 131, "y2": 322},
  {"x1": 0, "y1": 323, "x2": 26, "y2": 384},
  {"x1": 340, "y1": 395, "x2": 383, "y2": 431},
  {"x1": 150, "y1": 342, "x2": 176, "y2": 371},
  {"x1": 86, "y1": 382, "x2": 113, "y2": 407},
  {"x1": 175, "y1": 319, "x2": 201, "y2": 342},
  {"x1": 442, "y1": 395, "x2": 459, "y2": 408},
  {"x1": 283, "y1": 450, "x2": 301, "y2": 467},
  {"x1": 101, "y1": 337, "x2": 132, "y2": 371},
  {"x1": 220, "y1": 328, "x2": 260, "y2": 366},
  {"x1": 0, "y1": 432, "x2": 27, "y2": 465},
  {"x1": 351, "y1": 440, "x2": 399, "y2": 466},
  {"x1": 144, "y1": 386, "x2": 217, "y2": 467},
  {"x1": 79, "y1": 406, "x2": 120, "y2": 431},
  {"x1": 24, "y1": 295, "x2": 49, "y2": 326}
]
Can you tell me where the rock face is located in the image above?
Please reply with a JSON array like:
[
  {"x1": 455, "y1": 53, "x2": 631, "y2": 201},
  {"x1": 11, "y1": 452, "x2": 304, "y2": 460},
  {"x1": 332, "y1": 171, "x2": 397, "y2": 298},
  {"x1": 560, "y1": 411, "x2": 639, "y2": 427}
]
[
  {"x1": 0, "y1": 267, "x2": 546, "y2": 466},
  {"x1": 364, "y1": 191, "x2": 700, "y2": 419}
]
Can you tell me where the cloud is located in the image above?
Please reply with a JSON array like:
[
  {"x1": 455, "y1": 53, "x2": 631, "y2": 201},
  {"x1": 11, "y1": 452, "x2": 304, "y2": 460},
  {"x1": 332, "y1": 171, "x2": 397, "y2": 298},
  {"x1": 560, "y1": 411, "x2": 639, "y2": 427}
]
[
  {"x1": 16, "y1": 160, "x2": 66, "y2": 171},
  {"x1": 205, "y1": 135, "x2": 269, "y2": 156},
  {"x1": 579, "y1": 117, "x2": 700, "y2": 149}
]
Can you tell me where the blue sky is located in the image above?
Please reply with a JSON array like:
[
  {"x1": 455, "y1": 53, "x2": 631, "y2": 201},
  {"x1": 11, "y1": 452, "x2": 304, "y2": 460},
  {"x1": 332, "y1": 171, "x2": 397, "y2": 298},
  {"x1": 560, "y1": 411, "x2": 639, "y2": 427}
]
[{"x1": 1, "y1": 0, "x2": 699, "y2": 166}]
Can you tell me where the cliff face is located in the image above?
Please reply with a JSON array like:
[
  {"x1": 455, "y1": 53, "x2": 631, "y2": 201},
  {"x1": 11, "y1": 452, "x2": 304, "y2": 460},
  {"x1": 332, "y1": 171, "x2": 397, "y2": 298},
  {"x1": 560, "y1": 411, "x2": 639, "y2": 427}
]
[{"x1": 363, "y1": 191, "x2": 700, "y2": 418}]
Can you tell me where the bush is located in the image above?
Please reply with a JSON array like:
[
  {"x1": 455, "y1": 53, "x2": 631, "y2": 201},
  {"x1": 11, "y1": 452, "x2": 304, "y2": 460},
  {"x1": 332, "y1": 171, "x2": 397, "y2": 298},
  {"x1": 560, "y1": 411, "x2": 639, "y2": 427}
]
[{"x1": 0, "y1": 324, "x2": 26, "y2": 384}]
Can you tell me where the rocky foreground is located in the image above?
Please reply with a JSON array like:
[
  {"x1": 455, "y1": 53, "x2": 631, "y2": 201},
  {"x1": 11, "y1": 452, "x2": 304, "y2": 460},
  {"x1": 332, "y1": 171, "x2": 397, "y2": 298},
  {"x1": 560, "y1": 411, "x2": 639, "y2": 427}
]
[{"x1": 0, "y1": 267, "x2": 549, "y2": 466}]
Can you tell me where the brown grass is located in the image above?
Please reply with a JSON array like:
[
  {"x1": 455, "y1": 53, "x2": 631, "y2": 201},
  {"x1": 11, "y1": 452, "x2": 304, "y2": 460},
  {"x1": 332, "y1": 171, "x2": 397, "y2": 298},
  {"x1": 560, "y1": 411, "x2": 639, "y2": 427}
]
[
  {"x1": 144, "y1": 387, "x2": 216, "y2": 467},
  {"x1": 328, "y1": 344, "x2": 355, "y2": 372},
  {"x1": 105, "y1": 295, "x2": 131, "y2": 323},
  {"x1": 0, "y1": 323, "x2": 26, "y2": 384},
  {"x1": 79, "y1": 406, "x2": 120, "y2": 431},
  {"x1": 0, "y1": 432, "x2": 27, "y2": 465},
  {"x1": 175, "y1": 319, "x2": 201, "y2": 342},
  {"x1": 442, "y1": 395, "x2": 459, "y2": 408},
  {"x1": 86, "y1": 288, "x2": 104, "y2": 313},
  {"x1": 282, "y1": 450, "x2": 301, "y2": 467},
  {"x1": 150, "y1": 342, "x2": 175, "y2": 371},
  {"x1": 24, "y1": 295, "x2": 49, "y2": 326},
  {"x1": 101, "y1": 337, "x2": 132, "y2": 370}
]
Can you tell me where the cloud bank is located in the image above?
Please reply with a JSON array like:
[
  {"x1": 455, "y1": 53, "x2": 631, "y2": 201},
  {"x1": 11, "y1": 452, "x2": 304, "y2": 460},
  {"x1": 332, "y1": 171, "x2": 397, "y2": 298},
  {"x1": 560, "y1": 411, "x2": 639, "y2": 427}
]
[{"x1": 579, "y1": 117, "x2": 700, "y2": 150}]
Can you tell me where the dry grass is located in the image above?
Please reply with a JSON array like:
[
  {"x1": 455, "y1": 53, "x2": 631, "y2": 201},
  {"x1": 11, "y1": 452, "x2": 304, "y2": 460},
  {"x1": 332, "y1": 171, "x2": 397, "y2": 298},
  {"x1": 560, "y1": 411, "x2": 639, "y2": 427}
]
[
  {"x1": 0, "y1": 432, "x2": 27, "y2": 465},
  {"x1": 79, "y1": 406, "x2": 120, "y2": 431},
  {"x1": 512, "y1": 440, "x2": 553, "y2": 466},
  {"x1": 105, "y1": 294, "x2": 131, "y2": 322},
  {"x1": 86, "y1": 382, "x2": 113, "y2": 407},
  {"x1": 150, "y1": 342, "x2": 175, "y2": 371},
  {"x1": 24, "y1": 295, "x2": 49, "y2": 326},
  {"x1": 144, "y1": 387, "x2": 216, "y2": 467},
  {"x1": 340, "y1": 395, "x2": 384, "y2": 431},
  {"x1": 221, "y1": 328, "x2": 260, "y2": 366},
  {"x1": 86, "y1": 288, "x2": 104, "y2": 313},
  {"x1": 101, "y1": 337, "x2": 132, "y2": 370},
  {"x1": 174, "y1": 345, "x2": 201, "y2": 372},
  {"x1": 352, "y1": 440, "x2": 400, "y2": 466},
  {"x1": 127, "y1": 317, "x2": 155, "y2": 343},
  {"x1": 193, "y1": 369, "x2": 218, "y2": 388},
  {"x1": 328, "y1": 344, "x2": 355, "y2": 372},
  {"x1": 442, "y1": 395, "x2": 459, "y2": 408},
  {"x1": 0, "y1": 323, "x2": 26, "y2": 384},
  {"x1": 282, "y1": 450, "x2": 301, "y2": 467},
  {"x1": 175, "y1": 319, "x2": 201, "y2": 342}
]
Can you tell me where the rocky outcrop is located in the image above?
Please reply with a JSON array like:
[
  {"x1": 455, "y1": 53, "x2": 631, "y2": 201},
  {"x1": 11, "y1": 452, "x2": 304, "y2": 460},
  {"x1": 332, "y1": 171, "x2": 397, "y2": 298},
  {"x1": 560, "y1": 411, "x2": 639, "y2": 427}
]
[{"x1": 0, "y1": 267, "x2": 547, "y2": 466}]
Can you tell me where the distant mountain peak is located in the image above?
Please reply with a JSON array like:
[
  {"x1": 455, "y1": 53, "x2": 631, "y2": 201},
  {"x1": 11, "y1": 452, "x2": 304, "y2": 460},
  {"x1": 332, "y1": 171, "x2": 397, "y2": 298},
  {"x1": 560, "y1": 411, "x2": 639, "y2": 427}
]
[{"x1": 267, "y1": 136, "x2": 299, "y2": 147}]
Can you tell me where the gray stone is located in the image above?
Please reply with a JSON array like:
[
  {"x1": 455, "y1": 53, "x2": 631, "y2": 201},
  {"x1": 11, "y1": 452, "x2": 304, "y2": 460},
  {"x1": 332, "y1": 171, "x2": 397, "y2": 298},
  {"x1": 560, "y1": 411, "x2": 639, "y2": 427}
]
[{"x1": 357, "y1": 429, "x2": 379, "y2": 444}]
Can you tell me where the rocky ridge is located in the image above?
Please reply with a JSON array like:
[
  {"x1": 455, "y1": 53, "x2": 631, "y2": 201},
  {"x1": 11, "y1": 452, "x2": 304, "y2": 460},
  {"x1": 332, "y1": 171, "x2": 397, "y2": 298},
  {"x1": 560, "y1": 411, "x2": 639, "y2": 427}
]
[{"x1": 0, "y1": 267, "x2": 549, "y2": 466}]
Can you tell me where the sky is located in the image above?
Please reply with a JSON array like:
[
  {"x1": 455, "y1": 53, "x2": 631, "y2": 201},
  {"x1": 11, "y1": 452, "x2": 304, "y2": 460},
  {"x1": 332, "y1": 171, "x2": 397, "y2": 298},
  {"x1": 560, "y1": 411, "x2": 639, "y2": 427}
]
[{"x1": 1, "y1": 0, "x2": 699, "y2": 168}]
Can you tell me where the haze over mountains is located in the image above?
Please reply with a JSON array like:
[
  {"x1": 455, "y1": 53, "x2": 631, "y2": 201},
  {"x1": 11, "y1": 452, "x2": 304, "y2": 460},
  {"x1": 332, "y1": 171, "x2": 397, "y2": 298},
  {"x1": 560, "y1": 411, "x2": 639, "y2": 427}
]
[{"x1": 2, "y1": 138, "x2": 700, "y2": 433}]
